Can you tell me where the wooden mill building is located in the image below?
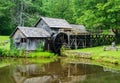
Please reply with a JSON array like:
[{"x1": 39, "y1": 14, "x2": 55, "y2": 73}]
[
  {"x1": 35, "y1": 17, "x2": 72, "y2": 34},
  {"x1": 10, "y1": 17, "x2": 89, "y2": 53},
  {"x1": 10, "y1": 26, "x2": 50, "y2": 50}
]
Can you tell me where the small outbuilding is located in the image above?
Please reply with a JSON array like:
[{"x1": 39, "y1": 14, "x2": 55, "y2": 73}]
[{"x1": 10, "y1": 26, "x2": 50, "y2": 50}]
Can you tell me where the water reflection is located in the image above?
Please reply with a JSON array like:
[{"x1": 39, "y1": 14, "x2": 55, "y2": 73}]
[{"x1": 0, "y1": 58, "x2": 120, "y2": 83}]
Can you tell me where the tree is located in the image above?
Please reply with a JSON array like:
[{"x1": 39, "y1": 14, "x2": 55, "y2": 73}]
[
  {"x1": 42, "y1": 0, "x2": 75, "y2": 23},
  {"x1": 0, "y1": 0, "x2": 13, "y2": 35},
  {"x1": 75, "y1": 0, "x2": 120, "y2": 43}
]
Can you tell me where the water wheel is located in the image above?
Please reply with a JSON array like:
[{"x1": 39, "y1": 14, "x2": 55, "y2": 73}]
[{"x1": 50, "y1": 32, "x2": 68, "y2": 53}]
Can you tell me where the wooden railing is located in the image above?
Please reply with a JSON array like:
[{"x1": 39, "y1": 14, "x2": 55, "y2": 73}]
[
  {"x1": 90, "y1": 34, "x2": 115, "y2": 47},
  {"x1": 68, "y1": 34, "x2": 115, "y2": 48}
]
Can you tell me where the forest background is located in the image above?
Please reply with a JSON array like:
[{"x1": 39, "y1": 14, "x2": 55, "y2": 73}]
[{"x1": 0, "y1": 0, "x2": 120, "y2": 35}]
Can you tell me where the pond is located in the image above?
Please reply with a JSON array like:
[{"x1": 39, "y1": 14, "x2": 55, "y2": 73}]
[{"x1": 0, "y1": 58, "x2": 120, "y2": 83}]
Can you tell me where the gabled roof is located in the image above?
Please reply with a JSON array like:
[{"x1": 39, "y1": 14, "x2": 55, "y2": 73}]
[
  {"x1": 35, "y1": 17, "x2": 72, "y2": 28},
  {"x1": 71, "y1": 24, "x2": 89, "y2": 34},
  {"x1": 71, "y1": 24, "x2": 85, "y2": 30},
  {"x1": 10, "y1": 26, "x2": 50, "y2": 38}
]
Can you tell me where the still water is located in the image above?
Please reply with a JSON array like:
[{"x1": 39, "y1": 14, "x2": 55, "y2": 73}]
[{"x1": 0, "y1": 58, "x2": 120, "y2": 83}]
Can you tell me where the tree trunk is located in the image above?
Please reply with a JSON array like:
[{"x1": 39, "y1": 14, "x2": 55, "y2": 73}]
[{"x1": 112, "y1": 29, "x2": 120, "y2": 44}]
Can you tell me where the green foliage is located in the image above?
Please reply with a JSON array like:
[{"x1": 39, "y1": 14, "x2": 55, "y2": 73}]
[
  {"x1": 36, "y1": 42, "x2": 44, "y2": 52},
  {"x1": 0, "y1": 38, "x2": 25, "y2": 57},
  {"x1": 10, "y1": 38, "x2": 14, "y2": 50},
  {"x1": 0, "y1": 0, "x2": 120, "y2": 35},
  {"x1": 0, "y1": 0, "x2": 14, "y2": 35},
  {"x1": 0, "y1": 0, "x2": 13, "y2": 17},
  {"x1": 60, "y1": 45, "x2": 66, "y2": 56},
  {"x1": 60, "y1": 45, "x2": 65, "y2": 52},
  {"x1": 101, "y1": 30, "x2": 110, "y2": 34},
  {"x1": 60, "y1": 45, "x2": 71, "y2": 56},
  {"x1": 0, "y1": 49, "x2": 2, "y2": 55},
  {"x1": 9, "y1": 39, "x2": 25, "y2": 57},
  {"x1": 0, "y1": 36, "x2": 10, "y2": 56},
  {"x1": 11, "y1": 48, "x2": 26, "y2": 57},
  {"x1": 28, "y1": 51, "x2": 55, "y2": 58},
  {"x1": 0, "y1": 48, "x2": 9, "y2": 56},
  {"x1": 9, "y1": 38, "x2": 18, "y2": 56},
  {"x1": 75, "y1": 0, "x2": 120, "y2": 30}
]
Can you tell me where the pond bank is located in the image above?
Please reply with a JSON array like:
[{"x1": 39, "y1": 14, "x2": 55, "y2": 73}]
[
  {"x1": 62, "y1": 46, "x2": 120, "y2": 65},
  {"x1": 0, "y1": 47, "x2": 56, "y2": 58},
  {"x1": 63, "y1": 51, "x2": 91, "y2": 58},
  {"x1": 1, "y1": 57, "x2": 120, "y2": 83}
]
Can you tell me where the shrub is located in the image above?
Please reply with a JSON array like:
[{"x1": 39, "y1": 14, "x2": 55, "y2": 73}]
[
  {"x1": 28, "y1": 51, "x2": 55, "y2": 58},
  {"x1": 0, "y1": 48, "x2": 3, "y2": 56},
  {"x1": 9, "y1": 39, "x2": 25, "y2": 57},
  {"x1": 0, "y1": 48, "x2": 9, "y2": 57},
  {"x1": 9, "y1": 47, "x2": 25, "y2": 57},
  {"x1": 36, "y1": 42, "x2": 44, "y2": 52},
  {"x1": 60, "y1": 45, "x2": 71, "y2": 55}
]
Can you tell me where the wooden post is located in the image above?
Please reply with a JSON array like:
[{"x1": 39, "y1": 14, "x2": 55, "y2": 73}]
[
  {"x1": 75, "y1": 35, "x2": 78, "y2": 49},
  {"x1": 68, "y1": 32, "x2": 70, "y2": 48}
]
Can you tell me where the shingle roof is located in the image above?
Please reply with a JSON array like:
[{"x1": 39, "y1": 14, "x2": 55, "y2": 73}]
[
  {"x1": 11, "y1": 26, "x2": 50, "y2": 38},
  {"x1": 35, "y1": 17, "x2": 72, "y2": 28},
  {"x1": 71, "y1": 24, "x2": 89, "y2": 34}
]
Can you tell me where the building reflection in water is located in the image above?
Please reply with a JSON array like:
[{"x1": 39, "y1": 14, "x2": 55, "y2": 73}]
[{"x1": 13, "y1": 60, "x2": 104, "y2": 83}]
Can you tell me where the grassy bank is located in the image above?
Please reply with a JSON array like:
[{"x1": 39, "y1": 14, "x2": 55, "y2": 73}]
[
  {"x1": 0, "y1": 47, "x2": 56, "y2": 58},
  {"x1": 63, "y1": 46, "x2": 120, "y2": 65},
  {"x1": 0, "y1": 58, "x2": 57, "y2": 68},
  {"x1": 0, "y1": 36, "x2": 9, "y2": 41},
  {"x1": 28, "y1": 51, "x2": 56, "y2": 58},
  {"x1": 0, "y1": 36, "x2": 56, "y2": 58}
]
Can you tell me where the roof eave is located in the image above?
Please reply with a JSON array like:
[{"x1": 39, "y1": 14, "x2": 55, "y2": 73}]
[
  {"x1": 34, "y1": 17, "x2": 42, "y2": 27},
  {"x1": 10, "y1": 26, "x2": 28, "y2": 38},
  {"x1": 10, "y1": 27, "x2": 18, "y2": 38},
  {"x1": 50, "y1": 26, "x2": 72, "y2": 29},
  {"x1": 27, "y1": 37, "x2": 50, "y2": 39}
]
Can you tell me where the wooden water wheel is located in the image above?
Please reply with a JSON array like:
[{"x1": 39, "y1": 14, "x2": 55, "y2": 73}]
[{"x1": 50, "y1": 32, "x2": 68, "y2": 53}]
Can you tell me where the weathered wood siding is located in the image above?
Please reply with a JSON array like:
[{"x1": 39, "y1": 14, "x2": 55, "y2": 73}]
[
  {"x1": 35, "y1": 19, "x2": 65, "y2": 34},
  {"x1": 12, "y1": 29, "x2": 46, "y2": 51},
  {"x1": 36, "y1": 20, "x2": 52, "y2": 34},
  {"x1": 26, "y1": 39, "x2": 45, "y2": 50},
  {"x1": 12, "y1": 29, "x2": 27, "y2": 49}
]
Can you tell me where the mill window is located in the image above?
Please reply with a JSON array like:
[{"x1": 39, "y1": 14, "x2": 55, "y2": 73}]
[{"x1": 21, "y1": 38, "x2": 27, "y2": 43}]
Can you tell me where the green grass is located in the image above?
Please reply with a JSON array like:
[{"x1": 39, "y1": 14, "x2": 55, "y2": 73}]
[
  {"x1": 0, "y1": 36, "x2": 10, "y2": 50},
  {"x1": 64, "y1": 46, "x2": 120, "y2": 65},
  {"x1": 28, "y1": 51, "x2": 56, "y2": 58},
  {"x1": 0, "y1": 36, "x2": 9, "y2": 41}
]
